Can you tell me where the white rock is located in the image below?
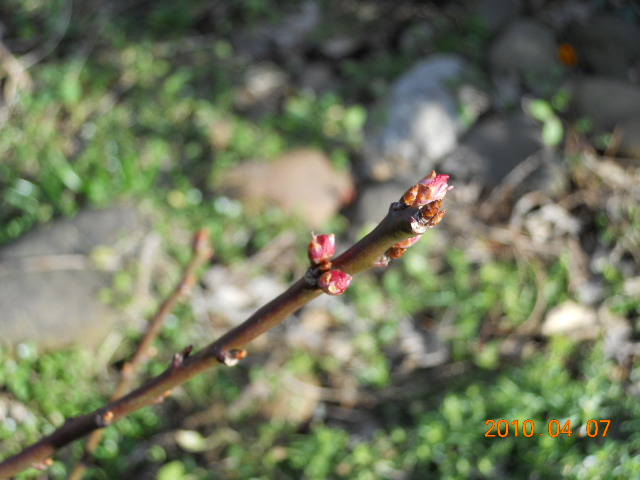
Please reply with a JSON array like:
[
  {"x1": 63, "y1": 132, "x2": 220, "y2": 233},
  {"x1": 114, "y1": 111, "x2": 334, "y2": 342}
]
[
  {"x1": 541, "y1": 301, "x2": 599, "y2": 340},
  {"x1": 364, "y1": 54, "x2": 480, "y2": 181}
]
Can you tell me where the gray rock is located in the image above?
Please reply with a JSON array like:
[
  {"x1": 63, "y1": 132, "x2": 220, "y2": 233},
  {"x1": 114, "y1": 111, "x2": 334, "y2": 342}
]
[
  {"x1": 489, "y1": 19, "x2": 561, "y2": 93},
  {"x1": 0, "y1": 206, "x2": 142, "y2": 258},
  {"x1": 350, "y1": 181, "x2": 408, "y2": 229},
  {"x1": 617, "y1": 119, "x2": 640, "y2": 159},
  {"x1": 299, "y1": 62, "x2": 337, "y2": 93},
  {"x1": 474, "y1": 0, "x2": 523, "y2": 33},
  {"x1": 441, "y1": 112, "x2": 546, "y2": 186},
  {"x1": 0, "y1": 206, "x2": 146, "y2": 351},
  {"x1": 363, "y1": 54, "x2": 483, "y2": 182},
  {"x1": 568, "y1": 15, "x2": 640, "y2": 80},
  {"x1": 271, "y1": 1, "x2": 320, "y2": 53},
  {"x1": 231, "y1": 1, "x2": 320, "y2": 61},
  {"x1": 569, "y1": 77, "x2": 640, "y2": 133}
]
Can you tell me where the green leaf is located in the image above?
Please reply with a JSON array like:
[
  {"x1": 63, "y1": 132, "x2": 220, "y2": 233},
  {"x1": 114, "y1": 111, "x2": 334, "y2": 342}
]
[
  {"x1": 528, "y1": 99, "x2": 554, "y2": 122},
  {"x1": 157, "y1": 461, "x2": 186, "y2": 480},
  {"x1": 542, "y1": 117, "x2": 564, "y2": 146}
]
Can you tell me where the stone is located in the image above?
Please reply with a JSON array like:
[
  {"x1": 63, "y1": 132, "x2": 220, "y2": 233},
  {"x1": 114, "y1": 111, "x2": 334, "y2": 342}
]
[
  {"x1": 569, "y1": 77, "x2": 640, "y2": 131},
  {"x1": 350, "y1": 181, "x2": 408, "y2": 229},
  {"x1": 489, "y1": 19, "x2": 561, "y2": 93},
  {"x1": 298, "y1": 61, "x2": 337, "y2": 93},
  {"x1": 441, "y1": 112, "x2": 549, "y2": 187},
  {"x1": 215, "y1": 148, "x2": 354, "y2": 228},
  {"x1": 521, "y1": 203, "x2": 581, "y2": 244},
  {"x1": 270, "y1": 1, "x2": 320, "y2": 53},
  {"x1": 474, "y1": 0, "x2": 523, "y2": 33},
  {"x1": 568, "y1": 14, "x2": 640, "y2": 80},
  {"x1": 363, "y1": 54, "x2": 483, "y2": 182},
  {"x1": 569, "y1": 77, "x2": 640, "y2": 158},
  {"x1": 230, "y1": 1, "x2": 320, "y2": 62},
  {"x1": 0, "y1": 206, "x2": 147, "y2": 351},
  {"x1": 234, "y1": 62, "x2": 289, "y2": 115},
  {"x1": 616, "y1": 119, "x2": 640, "y2": 159},
  {"x1": 599, "y1": 305, "x2": 635, "y2": 364},
  {"x1": 541, "y1": 301, "x2": 599, "y2": 340}
]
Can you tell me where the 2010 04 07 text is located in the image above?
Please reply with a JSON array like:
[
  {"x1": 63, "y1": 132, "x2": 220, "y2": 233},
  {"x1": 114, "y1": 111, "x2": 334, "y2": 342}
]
[{"x1": 485, "y1": 419, "x2": 610, "y2": 438}]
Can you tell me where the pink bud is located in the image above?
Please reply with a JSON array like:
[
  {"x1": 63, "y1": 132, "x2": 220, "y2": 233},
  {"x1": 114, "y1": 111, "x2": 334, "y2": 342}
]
[
  {"x1": 415, "y1": 172, "x2": 452, "y2": 206},
  {"x1": 318, "y1": 269, "x2": 352, "y2": 296},
  {"x1": 308, "y1": 233, "x2": 336, "y2": 266},
  {"x1": 393, "y1": 235, "x2": 422, "y2": 249}
]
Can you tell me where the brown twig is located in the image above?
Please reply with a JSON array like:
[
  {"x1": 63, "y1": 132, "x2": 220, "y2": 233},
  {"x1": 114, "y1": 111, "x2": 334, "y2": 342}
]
[
  {"x1": 67, "y1": 229, "x2": 213, "y2": 480},
  {"x1": 0, "y1": 172, "x2": 450, "y2": 478}
]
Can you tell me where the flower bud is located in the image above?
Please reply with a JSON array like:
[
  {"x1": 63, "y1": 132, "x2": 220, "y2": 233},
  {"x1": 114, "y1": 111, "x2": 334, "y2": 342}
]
[
  {"x1": 308, "y1": 233, "x2": 336, "y2": 266},
  {"x1": 400, "y1": 184, "x2": 419, "y2": 206},
  {"x1": 318, "y1": 269, "x2": 352, "y2": 296},
  {"x1": 415, "y1": 172, "x2": 452, "y2": 206}
]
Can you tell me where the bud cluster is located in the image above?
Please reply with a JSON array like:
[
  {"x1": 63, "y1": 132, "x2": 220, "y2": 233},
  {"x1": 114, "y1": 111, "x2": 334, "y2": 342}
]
[
  {"x1": 307, "y1": 232, "x2": 352, "y2": 295},
  {"x1": 377, "y1": 171, "x2": 452, "y2": 267}
]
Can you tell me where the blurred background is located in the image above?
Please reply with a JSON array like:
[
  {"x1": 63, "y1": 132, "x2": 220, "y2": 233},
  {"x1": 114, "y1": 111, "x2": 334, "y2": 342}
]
[{"x1": 1, "y1": 0, "x2": 639, "y2": 478}]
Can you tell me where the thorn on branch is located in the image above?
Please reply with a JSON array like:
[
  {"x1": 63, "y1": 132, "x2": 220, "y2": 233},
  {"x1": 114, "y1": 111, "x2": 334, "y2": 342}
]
[{"x1": 216, "y1": 349, "x2": 248, "y2": 367}]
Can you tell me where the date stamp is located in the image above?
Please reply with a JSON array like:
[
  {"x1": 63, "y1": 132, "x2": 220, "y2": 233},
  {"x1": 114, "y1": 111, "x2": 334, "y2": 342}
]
[{"x1": 485, "y1": 419, "x2": 610, "y2": 438}]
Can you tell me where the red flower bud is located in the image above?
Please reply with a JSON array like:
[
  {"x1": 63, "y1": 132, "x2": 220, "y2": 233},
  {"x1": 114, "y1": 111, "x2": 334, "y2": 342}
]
[
  {"x1": 308, "y1": 233, "x2": 336, "y2": 266},
  {"x1": 415, "y1": 171, "x2": 452, "y2": 206},
  {"x1": 318, "y1": 269, "x2": 352, "y2": 296}
]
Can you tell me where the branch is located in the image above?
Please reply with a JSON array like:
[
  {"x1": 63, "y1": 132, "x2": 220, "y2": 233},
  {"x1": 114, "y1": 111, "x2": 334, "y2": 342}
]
[
  {"x1": 0, "y1": 172, "x2": 451, "y2": 479},
  {"x1": 67, "y1": 229, "x2": 213, "y2": 480}
]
